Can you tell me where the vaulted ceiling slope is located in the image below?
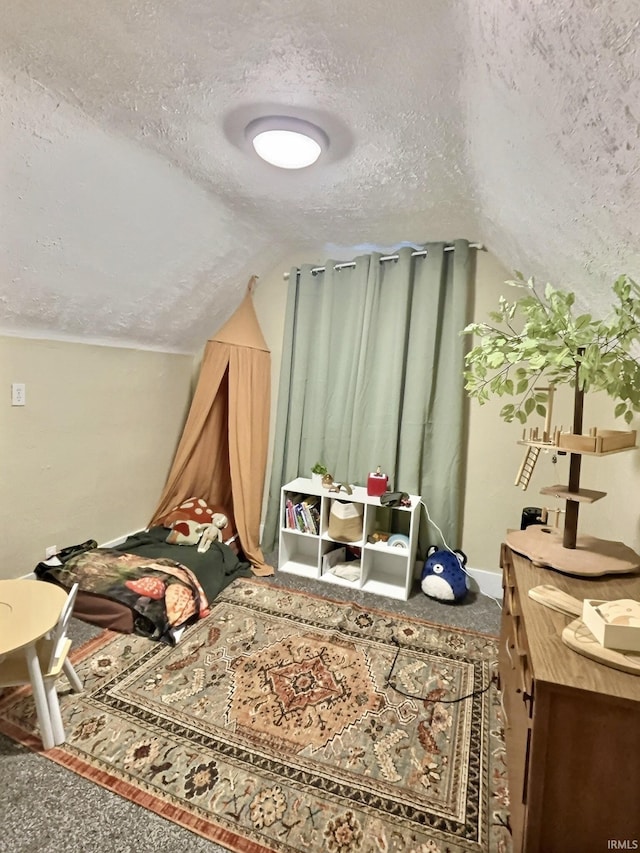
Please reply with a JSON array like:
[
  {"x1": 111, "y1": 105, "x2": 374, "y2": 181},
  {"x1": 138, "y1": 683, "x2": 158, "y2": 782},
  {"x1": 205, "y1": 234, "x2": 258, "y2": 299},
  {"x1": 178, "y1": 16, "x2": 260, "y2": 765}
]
[{"x1": 1, "y1": 1, "x2": 638, "y2": 353}]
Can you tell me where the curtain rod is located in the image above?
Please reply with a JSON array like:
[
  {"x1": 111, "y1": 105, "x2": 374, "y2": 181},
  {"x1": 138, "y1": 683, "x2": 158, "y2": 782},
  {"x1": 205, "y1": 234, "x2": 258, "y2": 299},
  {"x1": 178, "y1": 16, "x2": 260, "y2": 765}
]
[{"x1": 282, "y1": 243, "x2": 485, "y2": 280}]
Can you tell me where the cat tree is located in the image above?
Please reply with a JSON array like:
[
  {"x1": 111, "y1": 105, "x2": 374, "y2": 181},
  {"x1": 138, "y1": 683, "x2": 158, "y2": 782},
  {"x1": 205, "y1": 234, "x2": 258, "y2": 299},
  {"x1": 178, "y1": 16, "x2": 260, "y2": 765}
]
[
  {"x1": 463, "y1": 274, "x2": 640, "y2": 577},
  {"x1": 505, "y1": 364, "x2": 639, "y2": 576}
]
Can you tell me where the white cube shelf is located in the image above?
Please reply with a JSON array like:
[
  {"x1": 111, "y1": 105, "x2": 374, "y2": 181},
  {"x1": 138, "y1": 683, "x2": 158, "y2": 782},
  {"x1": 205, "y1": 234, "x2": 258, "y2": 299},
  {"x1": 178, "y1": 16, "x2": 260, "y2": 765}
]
[{"x1": 278, "y1": 477, "x2": 421, "y2": 600}]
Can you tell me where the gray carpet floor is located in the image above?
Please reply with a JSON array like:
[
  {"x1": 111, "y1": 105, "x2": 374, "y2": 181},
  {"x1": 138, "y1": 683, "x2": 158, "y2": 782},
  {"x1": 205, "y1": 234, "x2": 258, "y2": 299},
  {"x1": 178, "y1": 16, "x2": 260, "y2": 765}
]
[{"x1": 0, "y1": 568, "x2": 502, "y2": 853}]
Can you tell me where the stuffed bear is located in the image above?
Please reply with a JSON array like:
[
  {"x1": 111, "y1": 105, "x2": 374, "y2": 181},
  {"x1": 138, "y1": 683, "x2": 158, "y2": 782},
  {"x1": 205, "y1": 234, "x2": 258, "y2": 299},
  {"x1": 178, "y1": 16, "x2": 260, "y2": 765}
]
[
  {"x1": 421, "y1": 545, "x2": 469, "y2": 603},
  {"x1": 197, "y1": 513, "x2": 229, "y2": 553}
]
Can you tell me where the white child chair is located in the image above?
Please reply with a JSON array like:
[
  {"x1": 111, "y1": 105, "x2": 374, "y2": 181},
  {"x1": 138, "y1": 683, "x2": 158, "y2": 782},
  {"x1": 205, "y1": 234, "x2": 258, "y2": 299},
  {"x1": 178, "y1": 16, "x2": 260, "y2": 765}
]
[{"x1": 0, "y1": 583, "x2": 83, "y2": 745}]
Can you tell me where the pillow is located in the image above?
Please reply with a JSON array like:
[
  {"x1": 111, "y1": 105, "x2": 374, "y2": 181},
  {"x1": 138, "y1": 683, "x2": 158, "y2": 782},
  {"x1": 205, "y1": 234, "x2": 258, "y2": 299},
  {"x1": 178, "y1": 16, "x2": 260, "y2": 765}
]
[
  {"x1": 160, "y1": 496, "x2": 241, "y2": 555},
  {"x1": 166, "y1": 519, "x2": 207, "y2": 546},
  {"x1": 160, "y1": 497, "x2": 215, "y2": 527}
]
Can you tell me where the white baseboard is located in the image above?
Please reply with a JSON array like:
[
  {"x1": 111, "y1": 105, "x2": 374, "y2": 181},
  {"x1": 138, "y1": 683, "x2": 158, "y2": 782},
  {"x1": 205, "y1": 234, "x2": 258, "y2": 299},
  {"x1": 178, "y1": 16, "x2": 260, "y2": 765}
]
[
  {"x1": 465, "y1": 566, "x2": 503, "y2": 601},
  {"x1": 100, "y1": 531, "x2": 142, "y2": 548}
]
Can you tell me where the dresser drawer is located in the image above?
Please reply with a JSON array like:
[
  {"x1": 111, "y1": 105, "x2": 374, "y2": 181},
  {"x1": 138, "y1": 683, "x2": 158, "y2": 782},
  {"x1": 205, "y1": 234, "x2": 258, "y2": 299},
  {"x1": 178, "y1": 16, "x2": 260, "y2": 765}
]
[
  {"x1": 499, "y1": 545, "x2": 640, "y2": 853},
  {"x1": 501, "y1": 563, "x2": 534, "y2": 714},
  {"x1": 502, "y1": 546, "x2": 516, "y2": 592},
  {"x1": 513, "y1": 617, "x2": 534, "y2": 710}
]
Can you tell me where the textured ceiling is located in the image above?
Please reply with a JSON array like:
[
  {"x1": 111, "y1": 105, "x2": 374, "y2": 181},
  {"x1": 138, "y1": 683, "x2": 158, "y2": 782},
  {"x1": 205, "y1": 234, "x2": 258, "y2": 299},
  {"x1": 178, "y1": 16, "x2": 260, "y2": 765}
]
[{"x1": 1, "y1": 1, "x2": 639, "y2": 352}]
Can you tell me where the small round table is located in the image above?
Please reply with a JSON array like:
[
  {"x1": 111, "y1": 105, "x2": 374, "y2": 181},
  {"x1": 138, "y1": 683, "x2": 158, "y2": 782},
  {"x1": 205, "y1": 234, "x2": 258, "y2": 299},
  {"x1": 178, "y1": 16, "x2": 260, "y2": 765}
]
[{"x1": 0, "y1": 579, "x2": 68, "y2": 750}]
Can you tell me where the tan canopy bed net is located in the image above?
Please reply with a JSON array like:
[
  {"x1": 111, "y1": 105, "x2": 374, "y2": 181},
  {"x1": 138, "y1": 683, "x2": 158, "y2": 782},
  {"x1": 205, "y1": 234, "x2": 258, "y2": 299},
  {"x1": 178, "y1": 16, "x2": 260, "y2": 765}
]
[
  {"x1": 150, "y1": 277, "x2": 273, "y2": 577},
  {"x1": 36, "y1": 279, "x2": 272, "y2": 643}
]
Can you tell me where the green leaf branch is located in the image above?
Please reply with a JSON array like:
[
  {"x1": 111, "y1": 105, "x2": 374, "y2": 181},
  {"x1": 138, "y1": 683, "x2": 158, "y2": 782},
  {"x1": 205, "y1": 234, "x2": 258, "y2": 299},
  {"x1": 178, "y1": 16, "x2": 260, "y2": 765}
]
[{"x1": 462, "y1": 272, "x2": 640, "y2": 425}]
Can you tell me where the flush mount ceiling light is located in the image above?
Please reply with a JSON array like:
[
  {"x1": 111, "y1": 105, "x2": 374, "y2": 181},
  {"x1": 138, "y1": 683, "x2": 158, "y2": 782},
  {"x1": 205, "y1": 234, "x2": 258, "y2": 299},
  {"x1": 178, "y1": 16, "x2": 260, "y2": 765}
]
[{"x1": 245, "y1": 116, "x2": 329, "y2": 169}]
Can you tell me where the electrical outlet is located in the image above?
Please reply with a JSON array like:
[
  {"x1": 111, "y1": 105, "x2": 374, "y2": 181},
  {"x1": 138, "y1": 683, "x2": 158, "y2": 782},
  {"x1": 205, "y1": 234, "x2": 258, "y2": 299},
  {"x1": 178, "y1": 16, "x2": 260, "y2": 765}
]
[
  {"x1": 11, "y1": 383, "x2": 26, "y2": 406},
  {"x1": 45, "y1": 545, "x2": 58, "y2": 559}
]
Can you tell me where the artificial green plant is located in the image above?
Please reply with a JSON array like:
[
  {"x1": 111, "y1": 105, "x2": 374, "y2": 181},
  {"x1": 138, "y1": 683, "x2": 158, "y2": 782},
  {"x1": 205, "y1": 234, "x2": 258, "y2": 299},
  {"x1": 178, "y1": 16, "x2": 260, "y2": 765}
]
[{"x1": 462, "y1": 272, "x2": 640, "y2": 425}]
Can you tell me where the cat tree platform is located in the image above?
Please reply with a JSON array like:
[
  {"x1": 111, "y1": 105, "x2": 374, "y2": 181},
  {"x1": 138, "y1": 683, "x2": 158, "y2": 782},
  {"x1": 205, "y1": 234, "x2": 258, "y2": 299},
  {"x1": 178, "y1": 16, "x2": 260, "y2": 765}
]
[{"x1": 506, "y1": 526, "x2": 640, "y2": 577}]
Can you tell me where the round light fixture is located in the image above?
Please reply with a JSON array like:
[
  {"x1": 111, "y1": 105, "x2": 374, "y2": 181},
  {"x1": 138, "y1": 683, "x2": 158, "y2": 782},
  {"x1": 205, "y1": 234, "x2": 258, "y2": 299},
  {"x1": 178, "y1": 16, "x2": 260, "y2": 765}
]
[{"x1": 245, "y1": 116, "x2": 329, "y2": 169}]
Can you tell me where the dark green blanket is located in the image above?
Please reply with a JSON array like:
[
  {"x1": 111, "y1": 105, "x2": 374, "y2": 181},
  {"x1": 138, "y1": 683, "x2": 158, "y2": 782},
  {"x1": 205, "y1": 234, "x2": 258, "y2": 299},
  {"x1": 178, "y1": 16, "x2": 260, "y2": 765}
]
[{"x1": 112, "y1": 526, "x2": 253, "y2": 603}]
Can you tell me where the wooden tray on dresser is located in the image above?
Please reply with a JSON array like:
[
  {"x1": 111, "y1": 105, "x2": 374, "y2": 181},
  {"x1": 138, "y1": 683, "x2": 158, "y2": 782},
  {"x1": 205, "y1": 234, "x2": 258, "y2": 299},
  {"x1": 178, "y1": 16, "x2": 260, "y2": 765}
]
[{"x1": 528, "y1": 583, "x2": 640, "y2": 674}]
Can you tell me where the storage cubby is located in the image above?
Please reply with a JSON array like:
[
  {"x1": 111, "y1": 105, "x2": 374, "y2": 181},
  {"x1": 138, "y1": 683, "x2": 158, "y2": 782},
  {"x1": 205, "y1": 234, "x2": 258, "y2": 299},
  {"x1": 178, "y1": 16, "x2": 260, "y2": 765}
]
[
  {"x1": 361, "y1": 545, "x2": 413, "y2": 599},
  {"x1": 278, "y1": 529, "x2": 319, "y2": 578},
  {"x1": 319, "y1": 542, "x2": 362, "y2": 589},
  {"x1": 278, "y1": 478, "x2": 421, "y2": 600}
]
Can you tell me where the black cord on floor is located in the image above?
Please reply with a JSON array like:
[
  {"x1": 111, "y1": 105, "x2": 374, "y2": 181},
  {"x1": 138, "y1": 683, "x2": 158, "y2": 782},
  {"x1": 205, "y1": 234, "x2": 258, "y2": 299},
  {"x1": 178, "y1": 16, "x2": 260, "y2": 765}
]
[{"x1": 385, "y1": 638, "x2": 497, "y2": 703}]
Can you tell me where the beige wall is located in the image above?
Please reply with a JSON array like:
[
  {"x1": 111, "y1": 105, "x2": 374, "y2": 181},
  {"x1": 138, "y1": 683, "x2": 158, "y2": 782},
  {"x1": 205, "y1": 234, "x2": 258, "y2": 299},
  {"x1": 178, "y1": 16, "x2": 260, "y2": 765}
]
[
  {"x1": 6, "y1": 254, "x2": 635, "y2": 581},
  {"x1": 1, "y1": 336, "x2": 193, "y2": 579},
  {"x1": 254, "y1": 250, "x2": 640, "y2": 574}
]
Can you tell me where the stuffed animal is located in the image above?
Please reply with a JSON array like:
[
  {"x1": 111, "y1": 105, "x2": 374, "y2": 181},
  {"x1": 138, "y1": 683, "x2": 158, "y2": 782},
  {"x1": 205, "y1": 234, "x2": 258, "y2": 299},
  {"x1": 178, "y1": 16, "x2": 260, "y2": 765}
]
[
  {"x1": 421, "y1": 545, "x2": 469, "y2": 603},
  {"x1": 197, "y1": 513, "x2": 229, "y2": 553}
]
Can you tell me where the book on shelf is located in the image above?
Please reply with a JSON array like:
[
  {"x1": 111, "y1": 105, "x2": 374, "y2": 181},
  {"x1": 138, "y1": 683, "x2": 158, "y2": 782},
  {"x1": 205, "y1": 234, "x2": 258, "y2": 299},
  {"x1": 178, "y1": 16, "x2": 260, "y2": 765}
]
[{"x1": 285, "y1": 494, "x2": 320, "y2": 535}]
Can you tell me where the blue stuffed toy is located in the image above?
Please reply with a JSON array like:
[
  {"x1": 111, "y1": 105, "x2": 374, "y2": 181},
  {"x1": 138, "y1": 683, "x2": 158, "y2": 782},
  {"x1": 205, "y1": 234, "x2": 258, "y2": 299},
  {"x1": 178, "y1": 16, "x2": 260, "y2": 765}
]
[{"x1": 421, "y1": 545, "x2": 468, "y2": 603}]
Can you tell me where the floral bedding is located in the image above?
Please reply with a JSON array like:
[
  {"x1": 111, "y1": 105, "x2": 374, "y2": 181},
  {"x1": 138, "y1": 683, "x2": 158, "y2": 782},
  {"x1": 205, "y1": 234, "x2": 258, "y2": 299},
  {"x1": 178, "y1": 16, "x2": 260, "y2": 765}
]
[{"x1": 36, "y1": 547, "x2": 210, "y2": 644}]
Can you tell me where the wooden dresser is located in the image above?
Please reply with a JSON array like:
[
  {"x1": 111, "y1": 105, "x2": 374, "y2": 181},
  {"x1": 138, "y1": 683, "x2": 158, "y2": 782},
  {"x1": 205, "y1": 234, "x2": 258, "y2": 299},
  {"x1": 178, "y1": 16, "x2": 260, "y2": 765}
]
[{"x1": 499, "y1": 544, "x2": 640, "y2": 853}]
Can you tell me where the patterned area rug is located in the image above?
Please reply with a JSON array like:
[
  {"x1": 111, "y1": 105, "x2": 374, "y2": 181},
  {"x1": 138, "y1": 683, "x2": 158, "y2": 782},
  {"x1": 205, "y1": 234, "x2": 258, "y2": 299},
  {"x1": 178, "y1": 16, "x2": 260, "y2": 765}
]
[{"x1": 0, "y1": 579, "x2": 511, "y2": 853}]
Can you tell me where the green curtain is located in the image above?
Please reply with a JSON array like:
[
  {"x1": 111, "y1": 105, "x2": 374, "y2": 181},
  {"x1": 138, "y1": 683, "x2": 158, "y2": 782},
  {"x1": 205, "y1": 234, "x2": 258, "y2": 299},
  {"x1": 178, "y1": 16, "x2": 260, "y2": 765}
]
[{"x1": 263, "y1": 241, "x2": 472, "y2": 553}]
